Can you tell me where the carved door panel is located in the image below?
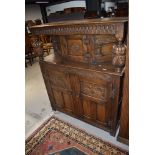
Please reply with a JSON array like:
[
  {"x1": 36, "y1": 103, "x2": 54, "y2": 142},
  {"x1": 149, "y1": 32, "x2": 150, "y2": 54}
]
[
  {"x1": 50, "y1": 72, "x2": 74, "y2": 113},
  {"x1": 65, "y1": 67, "x2": 114, "y2": 129},
  {"x1": 60, "y1": 35, "x2": 87, "y2": 63},
  {"x1": 41, "y1": 64, "x2": 75, "y2": 113},
  {"x1": 79, "y1": 74, "x2": 113, "y2": 129}
]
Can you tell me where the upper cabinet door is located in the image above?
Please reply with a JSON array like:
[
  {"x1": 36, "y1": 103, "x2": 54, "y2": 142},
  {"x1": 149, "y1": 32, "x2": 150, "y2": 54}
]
[{"x1": 58, "y1": 34, "x2": 117, "y2": 64}]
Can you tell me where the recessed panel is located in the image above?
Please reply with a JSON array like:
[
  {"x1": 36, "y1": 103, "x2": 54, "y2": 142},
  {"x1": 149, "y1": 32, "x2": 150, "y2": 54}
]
[
  {"x1": 53, "y1": 90, "x2": 64, "y2": 108},
  {"x1": 96, "y1": 104, "x2": 106, "y2": 124},
  {"x1": 63, "y1": 92, "x2": 73, "y2": 112},
  {"x1": 83, "y1": 99, "x2": 97, "y2": 120}
]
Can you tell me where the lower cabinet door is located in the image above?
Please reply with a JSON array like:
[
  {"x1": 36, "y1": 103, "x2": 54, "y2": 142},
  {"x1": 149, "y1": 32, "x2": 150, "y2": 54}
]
[
  {"x1": 40, "y1": 62, "x2": 114, "y2": 132},
  {"x1": 79, "y1": 80, "x2": 113, "y2": 130},
  {"x1": 40, "y1": 62, "x2": 75, "y2": 114}
]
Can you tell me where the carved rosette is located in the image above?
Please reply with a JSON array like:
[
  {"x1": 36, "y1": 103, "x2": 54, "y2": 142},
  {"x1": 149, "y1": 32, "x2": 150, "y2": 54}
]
[
  {"x1": 112, "y1": 40, "x2": 126, "y2": 72},
  {"x1": 30, "y1": 36, "x2": 44, "y2": 61}
]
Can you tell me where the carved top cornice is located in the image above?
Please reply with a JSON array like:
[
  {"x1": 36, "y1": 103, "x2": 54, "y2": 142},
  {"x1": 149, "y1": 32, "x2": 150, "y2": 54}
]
[{"x1": 30, "y1": 18, "x2": 128, "y2": 36}]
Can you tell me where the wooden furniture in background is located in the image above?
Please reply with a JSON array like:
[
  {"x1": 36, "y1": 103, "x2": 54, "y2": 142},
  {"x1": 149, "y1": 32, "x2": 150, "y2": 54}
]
[
  {"x1": 27, "y1": 34, "x2": 52, "y2": 58},
  {"x1": 25, "y1": 46, "x2": 34, "y2": 67},
  {"x1": 117, "y1": 33, "x2": 129, "y2": 144},
  {"x1": 30, "y1": 18, "x2": 128, "y2": 136},
  {"x1": 25, "y1": 33, "x2": 35, "y2": 67}
]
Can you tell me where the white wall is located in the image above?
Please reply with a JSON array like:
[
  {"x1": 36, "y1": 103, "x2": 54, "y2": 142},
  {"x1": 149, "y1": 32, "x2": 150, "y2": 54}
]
[
  {"x1": 46, "y1": 1, "x2": 86, "y2": 16},
  {"x1": 25, "y1": 4, "x2": 42, "y2": 22}
]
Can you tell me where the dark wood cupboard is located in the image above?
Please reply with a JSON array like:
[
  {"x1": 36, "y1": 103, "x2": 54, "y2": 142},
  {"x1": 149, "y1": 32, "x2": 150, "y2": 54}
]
[{"x1": 30, "y1": 18, "x2": 128, "y2": 136}]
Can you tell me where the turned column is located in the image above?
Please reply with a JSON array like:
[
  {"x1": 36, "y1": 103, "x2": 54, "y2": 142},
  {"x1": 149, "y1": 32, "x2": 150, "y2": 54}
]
[
  {"x1": 112, "y1": 24, "x2": 127, "y2": 72},
  {"x1": 112, "y1": 38, "x2": 126, "y2": 72}
]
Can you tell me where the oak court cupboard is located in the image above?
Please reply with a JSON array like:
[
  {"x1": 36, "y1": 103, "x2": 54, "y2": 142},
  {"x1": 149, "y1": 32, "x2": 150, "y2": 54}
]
[{"x1": 30, "y1": 18, "x2": 128, "y2": 136}]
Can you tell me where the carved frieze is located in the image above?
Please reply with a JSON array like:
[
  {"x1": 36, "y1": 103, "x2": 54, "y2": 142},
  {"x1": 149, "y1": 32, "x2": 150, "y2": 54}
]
[{"x1": 30, "y1": 24, "x2": 116, "y2": 36}]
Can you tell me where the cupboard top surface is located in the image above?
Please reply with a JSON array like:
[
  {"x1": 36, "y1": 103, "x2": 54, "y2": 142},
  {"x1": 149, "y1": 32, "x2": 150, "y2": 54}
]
[
  {"x1": 30, "y1": 17, "x2": 128, "y2": 36},
  {"x1": 30, "y1": 18, "x2": 128, "y2": 29},
  {"x1": 43, "y1": 54, "x2": 124, "y2": 76}
]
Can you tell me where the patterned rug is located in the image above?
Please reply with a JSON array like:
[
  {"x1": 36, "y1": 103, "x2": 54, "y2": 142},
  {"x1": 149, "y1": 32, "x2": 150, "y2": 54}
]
[{"x1": 26, "y1": 116, "x2": 128, "y2": 155}]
